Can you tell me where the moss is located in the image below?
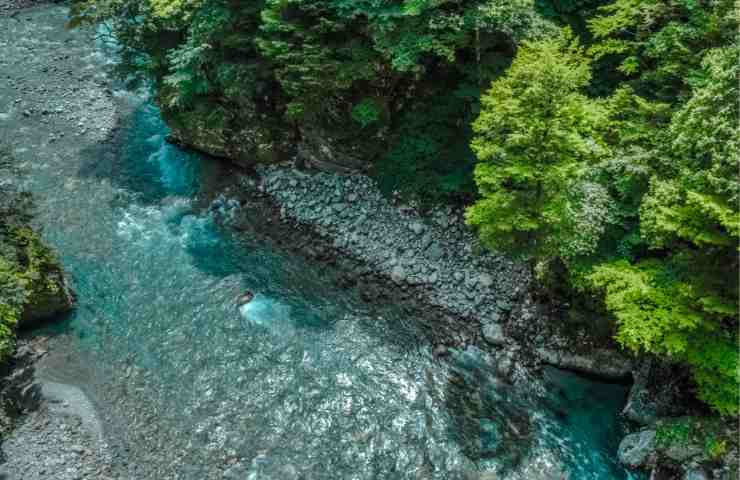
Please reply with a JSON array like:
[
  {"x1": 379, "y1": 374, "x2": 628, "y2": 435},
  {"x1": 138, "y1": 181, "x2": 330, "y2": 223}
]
[
  {"x1": 0, "y1": 147, "x2": 73, "y2": 364},
  {"x1": 705, "y1": 437, "x2": 728, "y2": 461},
  {"x1": 655, "y1": 416, "x2": 736, "y2": 465},
  {"x1": 656, "y1": 418, "x2": 692, "y2": 448}
]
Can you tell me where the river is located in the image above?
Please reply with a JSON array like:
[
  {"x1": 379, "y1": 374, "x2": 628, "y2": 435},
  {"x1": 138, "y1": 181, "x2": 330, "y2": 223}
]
[{"x1": 0, "y1": 5, "x2": 641, "y2": 480}]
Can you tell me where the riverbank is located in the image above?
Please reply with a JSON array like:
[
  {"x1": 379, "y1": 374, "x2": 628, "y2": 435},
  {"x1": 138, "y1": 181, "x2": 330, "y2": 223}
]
[
  {"x1": 222, "y1": 164, "x2": 737, "y2": 480},
  {"x1": 0, "y1": 3, "x2": 121, "y2": 478},
  {"x1": 0, "y1": 338, "x2": 118, "y2": 480},
  {"x1": 229, "y1": 165, "x2": 634, "y2": 381}
]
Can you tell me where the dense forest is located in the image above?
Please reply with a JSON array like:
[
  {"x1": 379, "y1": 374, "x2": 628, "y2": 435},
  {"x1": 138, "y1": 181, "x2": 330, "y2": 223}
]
[{"x1": 68, "y1": 0, "x2": 738, "y2": 417}]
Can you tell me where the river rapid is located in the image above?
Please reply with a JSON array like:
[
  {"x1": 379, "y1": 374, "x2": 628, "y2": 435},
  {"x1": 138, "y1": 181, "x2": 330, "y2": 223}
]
[{"x1": 1, "y1": 5, "x2": 641, "y2": 480}]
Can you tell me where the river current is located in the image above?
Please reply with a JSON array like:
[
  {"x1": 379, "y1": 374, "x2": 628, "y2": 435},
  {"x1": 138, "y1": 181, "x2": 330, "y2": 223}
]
[{"x1": 1, "y1": 6, "x2": 641, "y2": 480}]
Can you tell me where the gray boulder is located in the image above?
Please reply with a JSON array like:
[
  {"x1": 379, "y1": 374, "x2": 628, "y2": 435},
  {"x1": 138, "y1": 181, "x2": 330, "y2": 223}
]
[
  {"x1": 390, "y1": 265, "x2": 407, "y2": 284},
  {"x1": 683, "y1": 468, "x2": 709, "y2": 480},
  {"x1": 482, "y1": 324, "x2": 506, "y2": 346},
  {"x1": 478, "y1": 273, "x2": 494, "y2": 289},
  {"x1": 536, "y1": 347, "x2": 633, "y2": 380},
  {"x1": 618, "y1": 430, "x2": 656, "y2": 468}
]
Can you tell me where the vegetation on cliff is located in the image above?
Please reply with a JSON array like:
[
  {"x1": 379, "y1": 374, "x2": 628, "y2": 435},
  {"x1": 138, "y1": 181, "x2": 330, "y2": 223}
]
[
  {"x1": 0, "y1": 147, "x2": 73, "y2": 362},
  {"x1": 69, "y1": 0, "x2": 738, "y2": 418},
  {"x1": 470, "y1": 0, "x2": 738, "y2": 416}
]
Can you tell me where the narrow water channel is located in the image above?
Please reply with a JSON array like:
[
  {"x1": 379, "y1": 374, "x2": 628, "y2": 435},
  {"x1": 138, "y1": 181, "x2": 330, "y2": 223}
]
[{"x1": 1, "y1": 6, "x2": 641, "y2": 480}]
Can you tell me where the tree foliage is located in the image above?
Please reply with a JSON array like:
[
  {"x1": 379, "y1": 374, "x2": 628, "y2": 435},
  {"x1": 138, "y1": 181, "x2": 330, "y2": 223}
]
[
  {"x1": 469, "y1": 2, "x2": 739, "y2": 414},
  {"x1": 467, "y1": 29, "x2": 611, "y2": 260}
]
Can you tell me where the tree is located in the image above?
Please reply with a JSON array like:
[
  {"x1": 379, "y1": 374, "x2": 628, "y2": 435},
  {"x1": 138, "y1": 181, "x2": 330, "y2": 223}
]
[
  {"x1": 587, "y1": 44, "x2": 740, "y2": 415},
  {"x1": 466, "y1": 28, "x2": 610, "y2": 261}
]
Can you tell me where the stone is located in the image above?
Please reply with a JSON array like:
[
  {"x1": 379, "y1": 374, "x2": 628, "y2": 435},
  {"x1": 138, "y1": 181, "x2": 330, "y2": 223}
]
[
  {"x1": 223, "y1": 463, "x2": 248, "y2": 479},
  {"x1": 478, "y1": 273, "x2": 494, "y2": 288},
  {"x1": 420, "y1": 233, "x2": 433, "y2": 250},
  {"x1": 426, "y1": 243, "x2": 444, "y2": 261},
  {"x1": 409, "y1": 221, "x2": 425, "y2": 235},
  {"x1": 618, "y1": 430, "x2": 656, "y2": 468},
  {"x1": 496, "y1": 353, "x2": 513, "y2": 378},
  {"x1": 536, "y1": 347, "x2": 634, "y2": 380},
  {"x1": 390, "y1": 265, "x2": 407, "y2": 284},
  {"x1": 432, "y1": 345, "x2": 449, "y2": 358},
  {"x1": 663, "y1": 441, "x2": 702, "y2": 463},
  {"x1": 482, "y1": 324, "x2": 506, "y2": 346},
  {"x1": 682, "y1": 468, "x2": 709, "y2": 480},
  {"x1": 623, "y1": 364, "x2": 659, "y2": 425}
]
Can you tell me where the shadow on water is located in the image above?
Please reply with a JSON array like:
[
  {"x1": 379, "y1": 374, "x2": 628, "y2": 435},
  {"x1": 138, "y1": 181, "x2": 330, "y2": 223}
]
[{"x1": 444, "y1": 349, "x2": 534, "y2": 475}]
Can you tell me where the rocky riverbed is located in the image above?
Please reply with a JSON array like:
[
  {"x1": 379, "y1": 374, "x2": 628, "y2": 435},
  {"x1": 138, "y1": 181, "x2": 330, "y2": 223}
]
[
  {"x1": 0, "y1": 338, "x2": 119, "y2": 480},
  {"x1": 0, "y1": 2, "x2": 122, "y2": 479},
  {"x1": 230, "y1": 165, "x2": 635, "y2": 381}
]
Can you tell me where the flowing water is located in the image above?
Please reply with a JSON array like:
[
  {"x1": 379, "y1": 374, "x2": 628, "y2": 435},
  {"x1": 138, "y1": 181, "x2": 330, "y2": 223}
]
[{"x1": 1, "y1": 6, "x2": 642, "y2": 480}]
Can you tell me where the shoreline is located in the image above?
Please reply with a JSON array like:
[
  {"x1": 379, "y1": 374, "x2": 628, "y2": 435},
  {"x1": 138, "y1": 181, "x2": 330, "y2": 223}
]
[{"x1": 225, "y1": 163, "x2": 635, "y2": 382}]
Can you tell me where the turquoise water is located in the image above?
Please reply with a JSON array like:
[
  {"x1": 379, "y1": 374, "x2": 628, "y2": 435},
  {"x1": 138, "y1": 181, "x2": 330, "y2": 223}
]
[{"x1": 3, "y1": 9, "x2": 642, "y2": 477}]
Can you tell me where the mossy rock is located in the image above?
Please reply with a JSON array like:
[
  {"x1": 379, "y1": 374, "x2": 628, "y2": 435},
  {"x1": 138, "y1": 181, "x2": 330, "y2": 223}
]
[
  {"x1": 0, "y1": 226, "x2": 73, "y2": 363},
  {"x1": 654, "y1": 416, "x2": 738, "y2": 473},
  {"x1": 160, "y1": 93, "x2": 289, "y2": 167}
]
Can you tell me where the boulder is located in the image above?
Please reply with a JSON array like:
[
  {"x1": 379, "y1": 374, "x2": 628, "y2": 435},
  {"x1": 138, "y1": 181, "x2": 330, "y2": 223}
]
[
  {"x1": 482, "y1": 324, "x2": 506, "y2": 346},
  {"x1": 683, "y1": 468, "x2": 709, "y2": 480},
  {"x1": 409, "y1": 222, "x2": 425, "y2": 236},
  {"x1": 390, "y1": 265, "x2": 407, "y2": 284},
  {"x1": 496, "y1": 353, "x2": 514, "y2": 378},
  {"x1": 478, "y1": 273, "x2": 494, "y2": 289},
  {"x1": 618, "y1": 430, "x2": 656, "y2": 469},
  {"x1": 162, "y1": 96, "x2": 284, "y2": 167},
  {"x1": 536, "y1": 346, "x2": 633, "y2": 380},
  {"x1": 623, "y1": 359, "x2": 688, "y2": 425},
  {"x1": 663, "y1": 442, "x2": 702, "y2": 463},
  {"x1": 426, "y1": 243, "x2": 444, "y2": 261}
]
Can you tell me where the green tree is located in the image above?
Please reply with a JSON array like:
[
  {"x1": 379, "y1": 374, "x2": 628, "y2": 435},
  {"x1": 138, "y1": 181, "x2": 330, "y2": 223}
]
[{"x1": 466, "y1": 28, "x2": 610, "y2": 261}]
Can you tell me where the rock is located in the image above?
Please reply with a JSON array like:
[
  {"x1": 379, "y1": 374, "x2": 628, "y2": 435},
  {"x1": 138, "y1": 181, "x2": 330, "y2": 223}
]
[
  {"x1": 426, "y1": 243, "x2": 444, "y2": 261},
  {"x1": 618, "y1": 430, "x2": 656, "y2": 468},
  {"x1": 623, "y1": 359, "x2": 688, "y2": 425},
  {"x1": 478, "y1": 273, "x2": 494, "y2": 288},
  {"x1": 390, "y1": 265, "x2": 407, "y2": 284},
  {"x1": 482, "y1": 324, "x2": 506, "y2": 346},
  {"x1": 409, "y1": 221, "x2": 425, "y2": 235},
  {"x1": 663, "y1": 441, "x2": 702, "y2": 463},
  {"x1": 536, "y1": 347, "x2": 634, "y2": 380},
  {"x1": 683, "y1": 468, "x2": 709, "y2": 480},
  {"x1": 496, "y1": 353, "x2": 514, "y2": 378},
  {"x1": 623, "y1": 362, "x2": 659, "y2": 425},
  {"x1": 432, "y1": 345, "x2": 449, "y2": 358},
  {"x1": 223, "y1": 463, "x2": 248, "y2": 479}
]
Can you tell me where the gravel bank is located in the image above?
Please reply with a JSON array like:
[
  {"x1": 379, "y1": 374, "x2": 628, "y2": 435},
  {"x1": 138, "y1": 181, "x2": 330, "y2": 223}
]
[
  {"x1": 0, "y1": 4, "x2": 124, "y2": 478},
  {"x1": 229, "y1": 165, "x2": 634, "y2": 379},
  {"x1": 0, "y1": 339, "x2": 117, "y2": 480}
]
